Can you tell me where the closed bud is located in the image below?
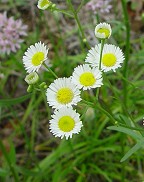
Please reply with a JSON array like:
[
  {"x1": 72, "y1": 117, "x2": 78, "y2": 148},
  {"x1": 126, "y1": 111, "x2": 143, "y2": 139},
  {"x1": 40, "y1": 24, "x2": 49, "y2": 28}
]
[
  {"x1": 39, "y1": 82, "x2": 47, "y2": 89},
  {"x1": 25, "y1": 72, "x2": 39, "y2": 85},
  {"x1": 27, "y1": 85, "x2": 33, "y2": 93}
]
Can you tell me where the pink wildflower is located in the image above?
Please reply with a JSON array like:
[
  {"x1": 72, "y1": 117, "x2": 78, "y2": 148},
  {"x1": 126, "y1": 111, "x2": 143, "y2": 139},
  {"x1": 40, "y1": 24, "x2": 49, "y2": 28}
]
[
  {"x1": 0, "y1": 12, "x2": 28, "y2": 55},
  {"x1": 85, "y1": 0, "x2": 112, "y2": 15}
]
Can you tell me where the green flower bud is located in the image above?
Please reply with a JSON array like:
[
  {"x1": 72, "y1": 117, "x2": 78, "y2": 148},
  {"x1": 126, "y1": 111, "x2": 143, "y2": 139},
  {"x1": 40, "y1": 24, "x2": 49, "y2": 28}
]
[
  {"x1": 37, "y1": 0, "x2": 53, "y2": 10},
  {"x1": 27, "y1": 85, "x2": 33, "y2": 93},
  {"x1": 44, "y1": 85, "x2": 48, "y2": 89},
  {"x1": 25, "y1": 72, "x2": 39, "y2": 85},
  {"x1": 52, "y1": 4, "x2": 56, "y2": 9},
  {"x1": 83, "y1": 38, "x2": 87, "y2": 43},
  {"x1": 39, "y1": 82, "x2": 47, "y2": 89},
  {"x1": 141, "y1": 13, "x2": 144, "y2": 21}
]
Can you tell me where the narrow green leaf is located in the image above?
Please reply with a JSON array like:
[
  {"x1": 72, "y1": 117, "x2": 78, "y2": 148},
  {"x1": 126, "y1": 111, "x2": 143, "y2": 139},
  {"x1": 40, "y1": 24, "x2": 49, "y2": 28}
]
[
  {"x1": 0, "y1": 168, "x2": 8, "y2": 177},
  {"x1": 107, "y1": 126, "x2": 142, "y2": 140},
  {"x1": 0, "y1": 94, "x2": 32, "y2": 106},
  {"x1": 15, "y1": 166, "x2": 40, "y2": 177},
  {"x1": 120, "y1": 140, "x2": 144, "y2": 162},
  {"x1": 9, "y1": 141, "x2": 16, "y2": 165}
]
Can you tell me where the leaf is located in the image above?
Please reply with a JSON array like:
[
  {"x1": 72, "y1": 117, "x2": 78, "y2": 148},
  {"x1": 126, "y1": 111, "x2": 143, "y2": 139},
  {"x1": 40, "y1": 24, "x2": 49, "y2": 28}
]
[
  {"x1": 9, "y1": 141, "x2": 16, "y2": 165},
  {"x1": 107, "y1": 126, "x2": 142, "y2": 140},
  {"x1": 120, "y1": 140, "x2": 144, "y2": 162},
  {"x1": 119, "y1": 114, "x2": 132, "y2": 126},
  {"x1": 0, "y1": 94, "x2": 32, "y2": 106},
  {"x1": 99, "y1": 99, "x2": 113, "y2": 116},
  {"x1": 0, "y1": 168, "x2": 8, "y2": 177}
]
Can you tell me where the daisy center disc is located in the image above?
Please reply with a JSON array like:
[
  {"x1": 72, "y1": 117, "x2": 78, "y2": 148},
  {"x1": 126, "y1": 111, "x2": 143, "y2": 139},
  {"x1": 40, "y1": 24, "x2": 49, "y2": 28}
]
[
  {"x1": 32, "y1": 52, "x2": 44, "y2": 66},
  {"x1": 58, "y1": 116, "x2": 75, "y2": 132},
  {"x1": 40, "y1": 0, "x2": 50, "y2": 7},
  {"x1": 102, "y1": 53, "x2": 116, "y2": 67},
  {"x1": 97, "y1": 28, "x2": 110, "y2": 38},
  {"x1": 79, "y1": 72, "x2": 96, "y2": 86},
  {"x1": 56, "y1": 88, "x2": 74, "y2": 104}
]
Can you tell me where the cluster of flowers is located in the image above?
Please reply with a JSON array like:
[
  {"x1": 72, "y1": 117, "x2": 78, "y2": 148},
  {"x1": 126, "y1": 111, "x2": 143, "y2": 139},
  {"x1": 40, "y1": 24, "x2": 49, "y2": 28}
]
[
  {"x1": 22, "y1": 21, "x2": 124, "y2": 140},
  {"x1": 0, "y1": 12, "x2": 27, "y2": 55},
  {"x1": 85, "y1": 0, "x2": 112, "y2": 15}
]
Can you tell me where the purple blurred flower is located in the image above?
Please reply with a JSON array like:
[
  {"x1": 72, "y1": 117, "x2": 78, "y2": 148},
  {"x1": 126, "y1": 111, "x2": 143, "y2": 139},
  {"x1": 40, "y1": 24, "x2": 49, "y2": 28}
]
[
  {"x1": 85, "y1": 0, "x2": 112, "y2": 15},
  {"x1": 0, "y1": 12, "x2": 28, "y2": 55}
]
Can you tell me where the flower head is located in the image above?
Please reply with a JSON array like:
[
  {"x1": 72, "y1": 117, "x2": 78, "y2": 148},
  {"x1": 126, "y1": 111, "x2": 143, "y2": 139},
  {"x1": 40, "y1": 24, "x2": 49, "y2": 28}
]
[
  {"x1": 71, "y1": 64, "x2": 103, "y2": 90},
  {"x1": 0, "y1": 12, "x2": 27, "y2": 55},
  {"x1": 25, "y1": 72, "x2": 39, "y2": 85},
  {"x1": 95, "y1": 22, "x2": 112, "y2": 39},
  {"x1": 85, "y1": 44, "x2": 125, "y2": 72},
  {"x1": 23, "y1": 41, "x2": 49, "y2": 73},
  {"x1": 37, "y1": 0, "x2": 52, "y2": 10},
  {"x1": 49, "y1": 107, "x2": 83, "y2": 140},
  {"x1": 46, "y1": 77, "x2": 81, "y2": 109}
]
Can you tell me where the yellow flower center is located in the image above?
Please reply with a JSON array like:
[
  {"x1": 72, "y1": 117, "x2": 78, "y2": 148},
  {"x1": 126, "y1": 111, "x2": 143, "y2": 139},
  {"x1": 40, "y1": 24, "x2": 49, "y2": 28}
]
[
  {"x1": 102, "y1": 53, "x2": 116, "y2": 67},
  {"x1": 58, "y1": 116, "x2": 75, "y2": 132},
  {"x1": 56, "y1": 88, "x2": 74, "y2": 104},
  {"x1": 40, "y1": 0, "x2": 51, "y2": 8},
  {"x1": 97, "y1": 28, "x2": 110, "y2": 38},
  {"x1": 32, "y1": 52, "x2": 45, "y2": 66},
  {"x1": 79, "y1": 72, "x2": 96, "y2": 86}
]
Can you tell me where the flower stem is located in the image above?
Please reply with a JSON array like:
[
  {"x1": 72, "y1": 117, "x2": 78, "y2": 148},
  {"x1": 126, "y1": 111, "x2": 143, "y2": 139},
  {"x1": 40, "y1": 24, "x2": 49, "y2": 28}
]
[
  {"x1": 67, "y1": 0, "x2": 90, "y2": 49},
  {"x1": 99, "y1": 39, "x2": 105, "y2": 70},
  {"x1": 54, "y1": 8, "x2": 73, "y2": 17},
  {"x1": 43, "y1": 63, "x2": 58, "y2": 79},
  {"x1": 121, "y1": 0, "x2": 130, "y2": 108},
  {"x1": 76, "y1": 0, "x2": 85, "y2": 13},
  {"x1": 96, "y1": 13, "x2": 100, "y2": 24},
  {"x1": 82, "y1": 99, "x2": 116, "y2": 124},
  {"x1": 96, "y1": 39, "x2": 105, "y2": 100}
]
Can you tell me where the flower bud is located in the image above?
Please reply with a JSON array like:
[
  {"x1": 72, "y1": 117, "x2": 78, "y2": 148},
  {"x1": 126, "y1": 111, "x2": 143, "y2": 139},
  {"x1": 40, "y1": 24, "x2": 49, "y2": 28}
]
[
  {"x1": 39, "y1": 82, "x2": 47, "y2": 89},
  {"x1": 25, "y1": 72, "x2": 39, "y2": 85},
  {"x1": 27, "y1": 85, "x2": 33, "y2": 93},
  {"x1": 37, "y1": 0, "x2": 53, "y2": 10}
]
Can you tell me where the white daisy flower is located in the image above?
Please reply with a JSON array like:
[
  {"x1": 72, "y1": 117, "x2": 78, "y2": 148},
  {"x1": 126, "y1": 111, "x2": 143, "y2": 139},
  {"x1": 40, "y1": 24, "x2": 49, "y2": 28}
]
[
  {"x1": 49, "y1": 107, "x2": 83, "y2": 140},
  {"x1": 95, "y1": 22, "x2": 112, "y2": 39},
  {"x1": 85, "y1": 44, "x2": 125, "y2": 72},
  {"x1": 23, "y1": 41, "x2": 49, "y2": 73},
  {"x1": 37, "y1": 0, "x2": 52, "y2": 10},
  {"x1": 46, "y1": 77, "x2": 81, "y2": 109},
  {"x1": 25, "y1": 72, "x2": 39, "y2": 85},
  {"x1": 71, "y1": 64, "x2": 103, "y2": 90}
]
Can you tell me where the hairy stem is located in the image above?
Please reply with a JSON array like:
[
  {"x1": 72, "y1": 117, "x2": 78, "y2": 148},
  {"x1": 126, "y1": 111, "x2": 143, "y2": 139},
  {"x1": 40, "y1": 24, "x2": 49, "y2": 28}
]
[
  {"x1": 43, "y1": 63, "x2": 58, "y2": 79},
  {"x1": 121, "y1": 0, "x2": 130, "y2": 107},
  {"x1": 96, "y1": 39, "x2": 105, "y2": 100},
  {"x1": 67, "y1": 0, "x2": 90, "y2": 49}
]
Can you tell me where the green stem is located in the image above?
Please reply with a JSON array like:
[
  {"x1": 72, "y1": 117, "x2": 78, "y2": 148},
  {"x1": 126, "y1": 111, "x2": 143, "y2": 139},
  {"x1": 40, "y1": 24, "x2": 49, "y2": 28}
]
[
  {"x1": 96, "y1": 13, "x2": 100, "y2": 24},
  {"x1": 99, "y1": 39, "x2": 105, "y2": 70},
  {"x1": 121, "y1": 0, "x2": 130, "y2": 107},
  {"x1": 76, "y1": 0, "x2": 85, "y2": 13},
  {"x1": 104, "y1": 74, "x2": 144, "y2": 136},
  {"x1": 120, "y1": 3, "x2": 130, "y2": 177},
  {"x1": 54, "y1": 8, "x2": 73, "y2": 17},
  {"x1": 82, "y1": 99, "x2": 116, "y2": 124},
  {"x1": 96, "y1": 39, "x2": 105, "y2": 100},
  {"x1": 121, "y1": 134, "x2": 126, "y2": 182},
  {"x1": 43, "y1": 63, "x2": 58, "y2": 79},
  {"x1": 0, "y1": 140, "x2": 19, "y2": 182},
  {"x1": 67, "y1": 0, "x2": 90, "y2": 49}
]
